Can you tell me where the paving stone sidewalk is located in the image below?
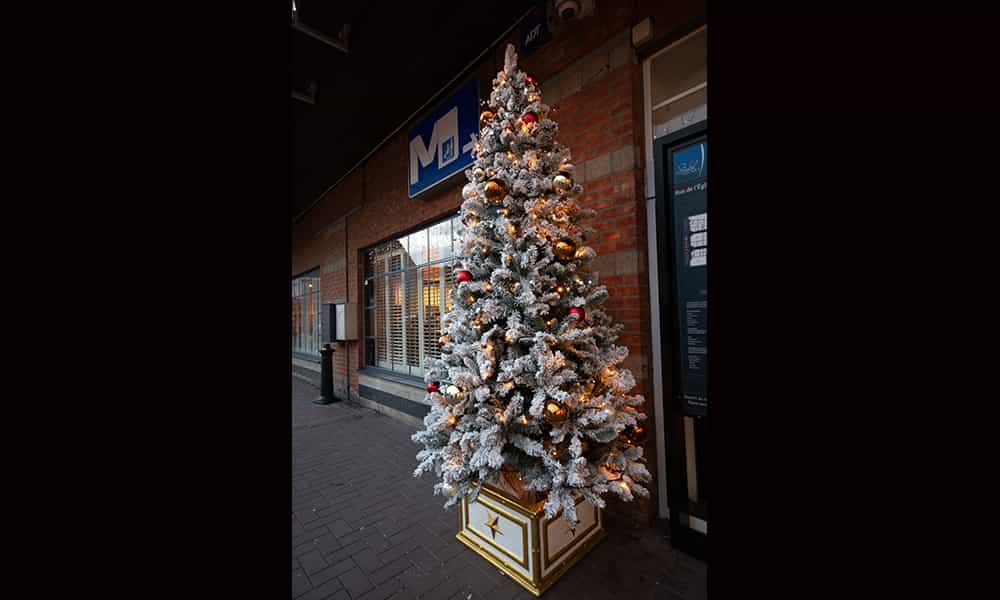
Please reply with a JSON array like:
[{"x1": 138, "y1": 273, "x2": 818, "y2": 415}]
[{"x1": 292, "y1": 378, "x2": 707, "y2": 600}]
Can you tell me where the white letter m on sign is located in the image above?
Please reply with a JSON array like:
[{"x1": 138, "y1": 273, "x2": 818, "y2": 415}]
[{"x1": 409, "y1": 107, "x2": 459, "y2": 185}]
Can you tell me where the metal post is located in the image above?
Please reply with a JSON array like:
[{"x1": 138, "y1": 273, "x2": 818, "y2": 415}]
[{"x1": 315, "y1": 343, "x2": 338, "y2": 404}]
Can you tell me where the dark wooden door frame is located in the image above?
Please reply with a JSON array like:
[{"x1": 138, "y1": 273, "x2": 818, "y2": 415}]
[{"x1": 653, "y1": 120, "x2": 708, "y2": 561}]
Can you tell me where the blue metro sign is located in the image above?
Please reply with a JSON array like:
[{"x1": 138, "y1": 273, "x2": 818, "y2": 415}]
[{"x1": 407, "y1": 78, "x2": 479, "y2": 198}]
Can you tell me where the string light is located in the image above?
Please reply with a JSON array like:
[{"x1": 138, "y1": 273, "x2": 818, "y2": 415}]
[
  {"x1": 497, "y1": 413, "x2": 505, "y2": 423},
  {"x1": 520, "y1": 416, "x2": 528, "y2": 425},
  {"x1": 447, "y1": 414, "x2": 457, "y2": 426}
]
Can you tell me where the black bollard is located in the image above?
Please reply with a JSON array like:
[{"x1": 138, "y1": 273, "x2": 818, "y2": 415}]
[{"x1": 315, "y1": 343, "x2": 338, "y2": 404}]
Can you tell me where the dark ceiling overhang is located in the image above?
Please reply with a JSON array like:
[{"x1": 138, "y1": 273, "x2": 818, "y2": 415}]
[{"x1": 292, "y1": 0, "x2": 539, "y2": 222}]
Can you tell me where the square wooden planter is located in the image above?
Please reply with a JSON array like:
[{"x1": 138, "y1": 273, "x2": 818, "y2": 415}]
[{"x1": 456, "y1": 483, "x2": 606, "y2": 596}]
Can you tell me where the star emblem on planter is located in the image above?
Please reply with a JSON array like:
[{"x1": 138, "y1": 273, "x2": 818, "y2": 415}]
[{"x1": 484, "y1": 512, "x2": 503, "y2": 540}]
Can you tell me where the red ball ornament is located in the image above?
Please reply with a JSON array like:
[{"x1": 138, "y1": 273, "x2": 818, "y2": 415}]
[
  {"x1": 522, "y1": 112, "x2": 538, "y2": 124},
  {"x1": 569, "y1": 307, "x2": 586, "y2": 321},
  {"x1": 427, "y1": 382, "x2": 440, "y2": 393},
  {"x1": 456, "y1": 270, "x2": 473, "y2": 283},
  {"x1": 525, "y1": 75, "x2": 537, "y2": 86}
]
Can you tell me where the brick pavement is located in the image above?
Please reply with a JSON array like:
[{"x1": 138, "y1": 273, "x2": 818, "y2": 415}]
[{"x1": 292, "y1": 378, "x2": 707, "y2": 600}]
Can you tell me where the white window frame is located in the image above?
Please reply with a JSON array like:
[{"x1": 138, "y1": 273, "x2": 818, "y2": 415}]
[
  {"x1": 642, "y1": 24, "x2": 707, "y2": 521},
  {"x1": 366, "y1": 216, "x2": 459, "y2": 378}
]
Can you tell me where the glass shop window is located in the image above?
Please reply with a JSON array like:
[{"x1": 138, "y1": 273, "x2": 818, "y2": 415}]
[
  {"x1": 291, "y1": 270, "x2": 322, "y2": 357},
  {"x1": 363, "y1": 214, "x2": 461, "y2": 377}
]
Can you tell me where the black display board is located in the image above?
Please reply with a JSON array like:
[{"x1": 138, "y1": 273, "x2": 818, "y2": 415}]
[{"x1": 669, "y1": 137, "x2": 708, "y2": 416}]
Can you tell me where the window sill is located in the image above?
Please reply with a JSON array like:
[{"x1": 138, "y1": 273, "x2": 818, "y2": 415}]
[{"x1": 356, "y1": 367, "x2": 425, "y2": 389}]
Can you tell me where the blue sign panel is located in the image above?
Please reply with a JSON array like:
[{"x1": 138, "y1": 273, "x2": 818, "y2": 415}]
[
  {"x1": 407, "y1": 78, "x2": 479, "y2": 198},
  {"x1": 673, "y1": 141, "x2": 707, "y2": 187}
]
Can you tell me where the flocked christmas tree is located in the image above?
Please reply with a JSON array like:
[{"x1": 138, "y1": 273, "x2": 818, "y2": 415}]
[{"x1": 413, "y1": 45, "x2": 650, "y2": 527}]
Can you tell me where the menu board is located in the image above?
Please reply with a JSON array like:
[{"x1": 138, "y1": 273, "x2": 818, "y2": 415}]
[{"x1": 670, "y1": 139, "x2": 708, "y2": 416}]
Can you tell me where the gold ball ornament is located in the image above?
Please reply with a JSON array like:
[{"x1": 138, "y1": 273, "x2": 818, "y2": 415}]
[
  {"x1": 553, "y1": 173, "x2": 573, "y2": 195},
  {"x1": 484, "y1": 180, "x2": 507, "y2": 202},
  {"x1": 462, "y1": 183, "x2": 478, "y2": 200},
  {"x1": 554, "y1": 239, "x2": 577, "y2": 261},
  {"x1": 599, "y1": 462, "x2": 625, "y2": 481},
  {"x1": 543, "y1": 399, "x2": 569, "y2": 424},
  {"x1": 438, "y1": 335, "x2": 451, "y2": 347},
  {"x1": 480, "y1": 110, "x2": 496, "y2": 128},
  {"x1": 472, "y1": 167, "x2": 486, "y2": 182}
]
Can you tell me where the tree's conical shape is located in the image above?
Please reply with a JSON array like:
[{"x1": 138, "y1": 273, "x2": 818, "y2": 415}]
[{"x1": 412, "y1": 44, "x2": 650, "y2": 526}]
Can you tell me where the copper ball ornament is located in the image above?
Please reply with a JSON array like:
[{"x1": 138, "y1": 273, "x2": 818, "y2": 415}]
[
  {"x1": 484, "y1": 180, "x2": 507, "y2": 202},
  {"x1": 479, "y1": 110, "x2": 495, "y2": 128},
  {"x1": 553, "y1": 173, "x2": 573, "y2": 195},
  {"x1": 456, "y1": 270, "x2": 473, "y2": 283},
  {"x1": 554, "y1": 239, "x2": 577, "y2": 261},
  {"x1": 462, "y1": 182, "x2": 478, "y2": 200},
  {"x1": 543, "y1": 399, "x2": 569, "y2": 424}
]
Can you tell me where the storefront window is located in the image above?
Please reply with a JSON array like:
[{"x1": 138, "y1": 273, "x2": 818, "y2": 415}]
[
  {"x1": 364, "y1": 214, "x2": 462, "y2": 377},
  {"x1": 292, "y1": 270, "x2": 322, "y2": 357}
]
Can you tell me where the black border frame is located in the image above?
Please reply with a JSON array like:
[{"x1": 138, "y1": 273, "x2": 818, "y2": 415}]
[{"x1": 653, "y1": 118, "x2": 708, "y2": 561}]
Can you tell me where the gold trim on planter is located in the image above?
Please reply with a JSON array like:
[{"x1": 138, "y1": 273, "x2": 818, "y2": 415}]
[
  {"x1": 456, "y1": 486, "x2": 606, "y2": 596},
  {"x1": 542, "y1": 499, "x2": 598, "y2": 568},
  {"x1": 464, "y1": 493, "x2": 530, "y2": 569},
  {"x1": 481, "y1": 483, "x2": 547, "y2": 516},
  {"x1": 456, "y1": 522, "x2": 607, "y2": 597}
]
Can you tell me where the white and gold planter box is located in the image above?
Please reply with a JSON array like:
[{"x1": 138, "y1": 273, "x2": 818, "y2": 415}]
[{"x1": 456, "y1": 484, "x2": 606, "y2": 596}]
